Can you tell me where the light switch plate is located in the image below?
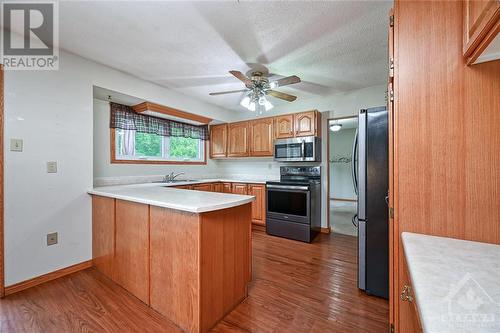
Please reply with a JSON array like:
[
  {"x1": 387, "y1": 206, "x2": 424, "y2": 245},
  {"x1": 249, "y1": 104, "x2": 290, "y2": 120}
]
[
  {"x1": 46, "y1": 161, "x2": 57, "y2": 173},
  {"x1": 47, "y1": 232, "x2": 58, "y2": 246},
  {"x1": 10, "y1": 138, "x2": 23, "y2": 152}
]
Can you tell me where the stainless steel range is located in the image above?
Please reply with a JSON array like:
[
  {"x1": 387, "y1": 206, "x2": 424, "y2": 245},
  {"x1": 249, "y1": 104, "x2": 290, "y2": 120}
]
[{"x1": 265, "y1": 166, "x2": 321, "y2": 243}]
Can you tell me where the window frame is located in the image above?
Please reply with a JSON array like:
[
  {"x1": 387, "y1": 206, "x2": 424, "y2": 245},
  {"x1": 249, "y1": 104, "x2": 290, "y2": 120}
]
[{"x1": 110, "y1": 128, "x2": 207, "y2": 165}]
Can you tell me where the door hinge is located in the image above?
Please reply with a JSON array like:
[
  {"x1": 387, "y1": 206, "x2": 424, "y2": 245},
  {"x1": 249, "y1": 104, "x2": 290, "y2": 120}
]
[
  {"x1": 390, "y1": 15, "x2": 394, "y2": 27},
  {"x1": 390, "y1": 323, "x2": 395, "y2": 333},
  {"x1": 389, "y1": 207, "x2": 394, "y2": 218},
  {"x1": 390, "y1": 58, "x2": 394, "y2": 70},
  {"x1": 389, "y1": 89, "x2": 394, "y2": 102}
]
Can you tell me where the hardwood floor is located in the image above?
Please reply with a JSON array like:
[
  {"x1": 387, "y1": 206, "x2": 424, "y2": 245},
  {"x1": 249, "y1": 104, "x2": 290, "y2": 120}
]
[{"x1": 0, "y1": 231, "x2": 388, "y2": 332}]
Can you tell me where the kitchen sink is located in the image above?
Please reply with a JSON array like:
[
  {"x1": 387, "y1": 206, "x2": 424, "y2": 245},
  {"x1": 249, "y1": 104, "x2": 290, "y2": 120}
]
[{"x1": 154, "y1": 179, "x2": 198, "y2": 184}]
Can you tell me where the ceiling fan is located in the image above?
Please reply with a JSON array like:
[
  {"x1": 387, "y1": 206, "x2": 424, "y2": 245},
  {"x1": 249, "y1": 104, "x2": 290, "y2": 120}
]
[{"x1": 209, "y1": 70, "x2": 301, "y2": 114}]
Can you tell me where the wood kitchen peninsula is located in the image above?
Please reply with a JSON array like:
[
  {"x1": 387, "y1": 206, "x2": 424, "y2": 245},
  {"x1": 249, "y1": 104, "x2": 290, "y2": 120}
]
[{"x1": 89, "y1": 185, "x2": 254, "y2": 333}]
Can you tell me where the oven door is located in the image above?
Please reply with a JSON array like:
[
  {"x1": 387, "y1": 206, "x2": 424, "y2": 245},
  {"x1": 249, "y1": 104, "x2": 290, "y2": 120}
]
[{"x1": 266, "y1": 184, "x2": 310, "y2": 224}]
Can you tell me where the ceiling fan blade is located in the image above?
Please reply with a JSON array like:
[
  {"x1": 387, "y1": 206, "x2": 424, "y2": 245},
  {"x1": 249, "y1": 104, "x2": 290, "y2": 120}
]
[
  {"x1": 209, "y1": 89, "x2": 248, "y2": 96},
  {"x1": 229, "y1": 70, "x2": 253, "y2": 87},
  {"x1": 271, "y1": 75, "x2": 301, "y2": 87},
  {"x1": 267, "y1": 90, "x2": 297, "y2": 102}
]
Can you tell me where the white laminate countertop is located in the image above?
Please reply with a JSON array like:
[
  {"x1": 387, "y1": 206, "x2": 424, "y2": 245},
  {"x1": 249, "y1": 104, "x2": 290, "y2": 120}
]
[
  {"x1": 402, "y1": 232, "x2": 500, "y2": 333},
  {"x1": 88, "y1": 181, "x2": 257, "y2": 213}
]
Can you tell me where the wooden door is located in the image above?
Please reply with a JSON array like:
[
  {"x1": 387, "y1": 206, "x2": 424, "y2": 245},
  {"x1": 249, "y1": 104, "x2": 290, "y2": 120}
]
[
  {"x1": 248, "y1": 184, "x2": 266, "y2": 225},
  {"x1": 210, "y1": 124, "x2": 227, "y2": 158},
  {"x1": 222, "y1": 182, "x2": 232, "y2": 193},
  {"x1": 274, "y1": 114, "x2": 294, "y2": 139},
  {"x1": 228, "y1": 122, "x2": 249, "y2": 157},
  {"x1": 294, "y1": 111, "x2": 318, "y2": 137},
  {"x1": 231, "y1": 183, "x2": 248, "y2": 195},
  {"x1": 192, "y1": 183, "x2": 213, "y2": 192},
  {"x1": 463, "y1": 0, "x2": 500, "y2": 60},
  {"x1": 249, "y1": 118, "x2": 274, "y2": 156},
  {"x1": 212, "y1": 182, "x2": 223, "y2": 192},
  {"x1": 115, "y1": 200, "x2": 150, "y2": 304}
]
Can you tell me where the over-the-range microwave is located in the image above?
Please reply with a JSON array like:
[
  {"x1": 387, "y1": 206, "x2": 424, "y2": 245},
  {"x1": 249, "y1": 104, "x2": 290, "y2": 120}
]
[{"x1": 274, "y1": 136, "x2": 321, "y2": 162}]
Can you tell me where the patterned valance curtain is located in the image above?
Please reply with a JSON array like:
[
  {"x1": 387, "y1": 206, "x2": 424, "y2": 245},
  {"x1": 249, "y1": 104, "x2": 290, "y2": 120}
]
[{"x1": 109, "y1": 102, "x2": 209, "y2": 140}]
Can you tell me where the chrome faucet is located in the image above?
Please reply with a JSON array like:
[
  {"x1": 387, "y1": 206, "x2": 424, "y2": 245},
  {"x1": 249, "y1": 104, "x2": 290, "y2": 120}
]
[{"x1": 163, "y1": 172, "x2": 185, "y2": 182}]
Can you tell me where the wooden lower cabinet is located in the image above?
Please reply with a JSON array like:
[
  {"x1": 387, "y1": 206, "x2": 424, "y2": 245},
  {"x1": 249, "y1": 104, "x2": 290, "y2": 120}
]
[
  {"x1": 231, "y1": 183, "x2": 248, "y2": 195},
  {"x1": 92, "y1": 196, "x2": 115, "y2": 279},
  {"x1": 212, "y1": 182, "x2": 223, "y2": 192},
  {"x1": 192, "y1": 183, "x2": 213, "y2": 192},
  {"x1": 115, "y1": 200, "x2": 150, "y2": 304},
  {"x1": 222, "y1": 182, "x2": 232, "y2": 193},
  {"x1": 247, "y1": 184, "x2": 266, "y2": 225},
  {"x1": 174, "y1": 184, "x2": 193, "y2": 190},
  {"x1": 399, "y1": 253, "x2": 423, "y2": 333}
]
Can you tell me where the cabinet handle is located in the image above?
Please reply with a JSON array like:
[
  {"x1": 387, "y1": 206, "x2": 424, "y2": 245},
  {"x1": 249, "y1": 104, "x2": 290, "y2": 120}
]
[{"x1": 401, "y1": 284, "x2": 413, "y2": 302}]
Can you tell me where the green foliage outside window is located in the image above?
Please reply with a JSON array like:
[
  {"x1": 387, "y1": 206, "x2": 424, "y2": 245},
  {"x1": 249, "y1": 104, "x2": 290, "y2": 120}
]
[
  {"x1": 169, "y1": 137, "x2": 199, "y2": 159},
  {"x1": 135, "y1": 132, "x2": 161, "y2": 157}
]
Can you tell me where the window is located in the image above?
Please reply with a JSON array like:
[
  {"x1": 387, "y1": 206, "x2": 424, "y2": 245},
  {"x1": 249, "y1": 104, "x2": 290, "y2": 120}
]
[{"x1": 113, "y1": 129, "x2": 205, "y2": 163}]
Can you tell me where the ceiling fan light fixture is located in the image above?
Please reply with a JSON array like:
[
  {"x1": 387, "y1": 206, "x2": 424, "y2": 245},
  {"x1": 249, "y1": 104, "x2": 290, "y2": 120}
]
[
  {"x1": 330, "y1": 123, "x2": 342, "y2": 132},
  {"x1": 240, "y1": 95, "x2": 251, "y2": 108},
  {"x1": 264, "y1": 99, "x2": 273, "y2": 111},
  {"x1": 248, "y1": 101, "x2": 256, "y2": 112},
  {"x1": 258, "y1": 95, "x2": 266, "y2": 106}
]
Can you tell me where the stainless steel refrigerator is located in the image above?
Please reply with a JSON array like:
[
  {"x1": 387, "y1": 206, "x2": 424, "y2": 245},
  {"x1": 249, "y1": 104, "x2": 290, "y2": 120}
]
[{"x1": 352, "y1": 106, "x2": 389, "y2": 299}]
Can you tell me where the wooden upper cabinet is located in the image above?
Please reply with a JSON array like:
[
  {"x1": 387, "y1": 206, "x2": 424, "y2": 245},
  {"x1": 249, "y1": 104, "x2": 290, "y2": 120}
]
[
  {"x1": 248, "y1": 184, "x2": 266, "y2": 225},
  {"x1": 249, "y1": 118, "x2": 274, "y2": 156},
  {"x1": 274, "y1": 114, "x2": 295, "y2": 139},
  {"x1": 231, "y1": 183, "x2": 248, "y2": 195},
  {"x1": 463, "y1": 0, "x2": 500, "y2": 64},
  {"x1": 294, "y1": 110, "x2": 320, "y2": 137},
  {"x1": 228, "y1": 122, "x2": 249, "y2": 157},
  {"x1": 209, "y1": 124, "x2": 227, "y2": 158}
]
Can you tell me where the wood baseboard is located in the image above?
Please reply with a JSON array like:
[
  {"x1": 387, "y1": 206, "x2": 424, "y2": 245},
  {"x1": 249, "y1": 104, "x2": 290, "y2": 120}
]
[
  {"x1": 4, "y1": 260, "x2": 93, "y2": 296},
  {"x1": 320, "y1": 227, "x2": 331, "y2": 234}
]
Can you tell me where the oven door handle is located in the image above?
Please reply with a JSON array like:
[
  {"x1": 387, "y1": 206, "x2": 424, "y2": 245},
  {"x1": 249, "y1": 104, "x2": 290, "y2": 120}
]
[{"x1": 266, "y1": 184, "x2": 309, "y2": 191}]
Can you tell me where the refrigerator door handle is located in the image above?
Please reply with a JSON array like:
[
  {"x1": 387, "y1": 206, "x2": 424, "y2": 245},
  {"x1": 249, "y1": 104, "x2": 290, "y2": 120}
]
[
  {"x1": 358, "y1": 110, "x2": 367, "y2": 221},
  {"x1": 351, "y1": 129, "x2": 359, "y2": 195}
]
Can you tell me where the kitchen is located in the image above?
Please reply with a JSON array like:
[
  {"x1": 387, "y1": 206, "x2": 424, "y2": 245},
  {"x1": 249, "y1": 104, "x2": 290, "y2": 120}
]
[{"x1": 1, "y1": 1, "x2": 499, "y2": 333}]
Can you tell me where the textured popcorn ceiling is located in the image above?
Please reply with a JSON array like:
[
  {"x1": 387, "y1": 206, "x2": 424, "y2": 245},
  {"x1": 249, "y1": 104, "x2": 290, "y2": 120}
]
[{"x1": 58, "y1": 1, "x2": 392, "y2": 112}]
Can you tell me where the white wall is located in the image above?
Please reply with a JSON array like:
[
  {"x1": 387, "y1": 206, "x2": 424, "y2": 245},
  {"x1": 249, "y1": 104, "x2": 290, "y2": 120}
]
[
  {"x1": 4, "y1": 48, "x2": 233, "y2": 286},
  {"x1": 329, "y1": 128, "x2": 357, "y2": 200}
]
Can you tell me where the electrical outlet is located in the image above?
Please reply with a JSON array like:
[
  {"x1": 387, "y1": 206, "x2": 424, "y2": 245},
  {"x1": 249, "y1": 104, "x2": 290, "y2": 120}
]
[
  {"x1": 46, "y1": 161, "x2": 57, "y2": 173},
  {"x1": 10, "y1": 138, "x2": 23, "y2": 152},
  {"x1": 47, "y1": 232, "x2": 58, "y2": 246}
]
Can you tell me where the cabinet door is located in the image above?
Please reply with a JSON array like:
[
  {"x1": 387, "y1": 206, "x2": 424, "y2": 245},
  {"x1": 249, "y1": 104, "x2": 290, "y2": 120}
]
[
  {"x1": 399, "y1": 254, "x2": 422, "y2": 333},
  {"x1": 210, "y1": 124, "x2": 228, "y2": 158},
  {"x1": 249, "y1": 118, "x2": 274, "y2": 156},
  {"x1": 231, "y1": 183, "x2": 248, "y2": 195},
  {"x1": 294, "y1": 110, "x2": 319, "y2": 137},
  {"x1": 228, "y1": 122, "x2": 249, "y2": 157},
  {"x1": 248, "y1": 184, "x2": 266, "y2": 225},
  {"x1": 274, "y1": 114, "x2": 294, "y2": 139},
  {"x1": 192, "y1": 183, "x2": 213, "y2": 192},
  {"x1": 212, "y1": 182, "x2": 223, "y2": 192},
  {"x1": 463, "y1": 0, "x2": 500, "y2": 60},
  {"x1": 222, "y1": 182, "x2": 232, "y2": 193},
  {"x1": 115, "y1": 200, "x2": 150, "y2": 304}
]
